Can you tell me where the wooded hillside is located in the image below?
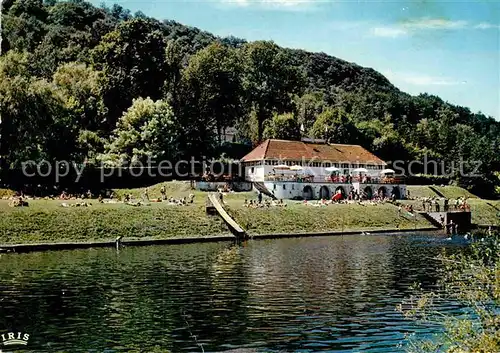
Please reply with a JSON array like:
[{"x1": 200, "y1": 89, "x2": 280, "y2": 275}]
[{"x1": 1, "y1": 0, "x2": 499, "y2": 197}]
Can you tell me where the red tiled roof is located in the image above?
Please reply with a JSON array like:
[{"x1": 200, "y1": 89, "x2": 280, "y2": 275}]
[{"x1": 241, "y1": 139, "x2": 386, "y2": 165}]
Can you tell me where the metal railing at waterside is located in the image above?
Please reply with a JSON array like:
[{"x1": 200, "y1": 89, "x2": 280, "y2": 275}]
[{"x1": 264, "y1": 175, "x2": 405, "y2": 184}]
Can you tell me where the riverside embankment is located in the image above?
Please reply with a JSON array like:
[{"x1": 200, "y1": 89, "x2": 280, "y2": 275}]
[{"x1": 1, "y1": 183, "x2": 497, "y2": 252}]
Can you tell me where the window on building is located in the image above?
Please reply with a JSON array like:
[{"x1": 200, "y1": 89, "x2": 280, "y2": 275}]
[
  {"x1": 273, "y1": 184, "x2": 276, "y2": 190},
  {"x1": 292, "y1": 184, "x2": 295, "y2": 190},
  {"x1": 251, "y1": 167, "x2": 254, "y2": 173},
  {"x1": 283, "y1": 184, "x2": 286, "y2": 190}
]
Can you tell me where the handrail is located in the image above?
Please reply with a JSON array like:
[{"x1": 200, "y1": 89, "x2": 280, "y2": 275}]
[{"x1": 264, "y1": 175, "x2": 405, "y2": 184}]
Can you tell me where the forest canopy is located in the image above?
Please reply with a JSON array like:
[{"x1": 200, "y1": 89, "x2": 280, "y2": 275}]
[{"x1": 0, "y1": 0, "x2": 499, "y2": 197}]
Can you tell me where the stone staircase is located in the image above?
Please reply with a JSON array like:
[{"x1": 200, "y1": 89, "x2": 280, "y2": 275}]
[{"x1": 420, "y1": 211, "x2": 445, "y2": 228}]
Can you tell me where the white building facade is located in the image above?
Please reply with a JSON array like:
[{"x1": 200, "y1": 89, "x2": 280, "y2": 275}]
[{"x1": 241, "y1": 139, "x2": 407, "y2": 200}]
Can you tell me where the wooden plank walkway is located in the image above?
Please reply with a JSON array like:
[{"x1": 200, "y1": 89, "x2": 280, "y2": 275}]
[{"x1": 208, "y1": 193, "x2": 246, "y2": 238}]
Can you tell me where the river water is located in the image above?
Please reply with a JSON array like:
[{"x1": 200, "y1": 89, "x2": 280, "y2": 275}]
[{"x1": 0, "y1": 233, "x2": 464, "y2": 352}]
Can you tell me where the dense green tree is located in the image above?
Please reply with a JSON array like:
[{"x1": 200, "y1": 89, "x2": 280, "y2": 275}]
[
  {"x1": 53, "y1": 62, "x2": 106, "y2": 131},
  {"x1": 241, "y1": 41, "x2": 305, "y2": 142},
  {"x1": 163, "y1": 39, "x2": 185, "y2": 99},
  {"x1": 2, "y1": 0, "x2": 48, "y2": 53},
  {"x1": 53, "y1": 62, "x2": 107, "y2": 162},
  {"x1": 0, "y1": 0, "x2": 498, "y2": 196},
  {"x1": 91, "y1": 18, "x2": 167, "y2": 130},
  {"x1": 0, "y1": 73, "x2": 76, "y2": 167},
  {"x1": 182, "y1": 42, "x2": 244, "y2": 144},
  {"x1": 311, "y1": 108, "x2": 359, "y2": 145},
  {"x1": 294, "y1": 92, "x2": 326, "y2": 135},
  {"x1": 263, "y1": 113, "x2": 301, "y2": 141},
  {"x1": 100, "y1": 98, "x2": 179, "y2": 165}
]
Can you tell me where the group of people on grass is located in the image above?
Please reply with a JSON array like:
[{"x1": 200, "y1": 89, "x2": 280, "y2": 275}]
[
  {"x1": 331, "y1": 188, "x2": 397, "y2": 203},
  {"x1": 134, "y1": 186, "x2": 195, "y2": 206},
  {"x1": 398, "y1": 204, "x2": 414, "y2": 215},
  {"x1": 420, "y1": 196, "x2": 470, "y2": 212},
  {"x1": 8, "y1": 196, "x2": 29, "y2": 207},
  {"x1": 243, "y1": 198, "x2": 286, "y2": 208}
]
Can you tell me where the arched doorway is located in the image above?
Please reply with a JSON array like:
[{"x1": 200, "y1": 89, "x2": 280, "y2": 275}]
[
  {"x1": 335, "y1": 186, "x2": 346, "y2": 198},
  {"x1": 319, "y1": 186, "x2": 330, "y2": 200},
  {"x1": 363, "y1": 186, "x2": 373, "y2": 200},
  {"x1": 391, "y1": 186, "x2": 401, "y2": 200},
  {"x1": 377, "y1": 186, "x2": 388, "y2": 199},
  {"x1": 303, "y1": 185, "x2": 314, "y2": 200}
]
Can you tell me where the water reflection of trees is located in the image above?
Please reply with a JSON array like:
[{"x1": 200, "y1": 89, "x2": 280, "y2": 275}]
[
  {"x1": 0, "y1": 244, "x2": 239, "y2": 351},
  {"x1": 241, "y1": 235, "x2": 443, "y2": 350},
  {"x1": 0, "y1": 236, "x2": 448, "y2": 352}
]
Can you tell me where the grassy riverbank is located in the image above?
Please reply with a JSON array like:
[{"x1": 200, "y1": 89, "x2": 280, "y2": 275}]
[
  {"x1": 404, "y1": 185, "x2": 499, "y2": 226},
  {"x1": 1, "y1": 182, "x2": 498, "y2": 246},
  {"x1": 407, "y1": 185, "x2": 477, "y2": 199},
  {"x1": 0, "y1": 182, "x2": 230, "y2": 245},
  {"x1": 224, "y1": 195, "x2": 432, "y2": 235}
]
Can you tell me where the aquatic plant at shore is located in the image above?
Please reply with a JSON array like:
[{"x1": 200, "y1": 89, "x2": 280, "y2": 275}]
[{"x1": 399, "y1": 234, "x2": 500, "y2": 352}]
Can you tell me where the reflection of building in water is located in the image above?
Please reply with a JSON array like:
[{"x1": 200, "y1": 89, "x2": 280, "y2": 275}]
[{"x1": 244, "y1": 236, "x2": 393, "y2": 317}]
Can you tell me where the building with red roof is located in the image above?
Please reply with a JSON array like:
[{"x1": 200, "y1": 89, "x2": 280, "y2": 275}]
[{"x1": 241, "y1": 139, "x2": 406, "y2": 200}]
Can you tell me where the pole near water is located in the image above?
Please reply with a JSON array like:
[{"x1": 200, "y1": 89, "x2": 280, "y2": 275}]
[{"x1": 115, "y1": 236, "x2": 123, "y2": 251}]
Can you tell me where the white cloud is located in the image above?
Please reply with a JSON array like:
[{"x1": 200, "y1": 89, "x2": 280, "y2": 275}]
[
  {"x1": 220, "y1": 0, "x2": 322, "y2": 10},
  {"x1": 368, "y1": 18, "x2": 499, "y2": 39},
  {"x1": 475, "y1": 22, "x2": 500, "y2": 30},
  {"x1": 370, "y1": 26, "x2": 408, "y2": 38},
  {"x1": 383, "y1": 70, "x2": 466, "y2": 86},
  {"x1": 401, "y1": 18, "x2": 468, "y2": 30}
]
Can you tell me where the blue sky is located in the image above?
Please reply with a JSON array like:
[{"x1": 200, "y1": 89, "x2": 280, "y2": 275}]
[{"x1": 90, "y1": 0, "x2": 500, "y2": 119}]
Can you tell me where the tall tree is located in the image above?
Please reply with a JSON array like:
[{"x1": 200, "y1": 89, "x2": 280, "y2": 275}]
[
  {"x1": 53, "y1": 62, "x2": 107, "y2": 162},
  {"x1": 100, "y1": 98, "x2": 179, "y2": 165},
  {"x1": 294, "y1": 91, "x2": 326, "y2": 136},
  {"x1": 241, "y1": 41, "x2": 305, "y2": 142},
  {"x1": 311, "y1": 108, "x2": 359, "y2": 145},
  {"x1": 182, "y1": 42, "x2": 244, "y2": 144},
  {"x1": 91, "y1": 18, "x2": 167, "y2": 131},
  {"x1": 0, "y1": 61, "x2": 75, "y2": 167},
  {"x1": 263, "y1": 112, "x2": 301, "y2": 141}
]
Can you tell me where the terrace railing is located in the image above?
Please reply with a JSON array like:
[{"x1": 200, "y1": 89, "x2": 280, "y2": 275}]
[{"x1": 264, "y1": 175, "x2": 405, "y2": 184}]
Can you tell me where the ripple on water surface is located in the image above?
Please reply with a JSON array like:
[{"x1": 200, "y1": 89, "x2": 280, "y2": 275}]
[{"x1": 0, "y1": 233, "x2": 462, "y2": 352}]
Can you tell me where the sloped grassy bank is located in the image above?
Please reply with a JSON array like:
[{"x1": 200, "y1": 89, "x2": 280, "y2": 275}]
[
  {"x1": 0, "y1": 200, "x2": 231, "y2": 245},
  {"x1": 224, "y1": 196, "x2": 433, "y2": 235},
  {"x1": 0, "y1": 182, "x2": 231, "y2": 245},
  {"x1": 1, "y1": 182, "x2": 497, "y2": 247}
]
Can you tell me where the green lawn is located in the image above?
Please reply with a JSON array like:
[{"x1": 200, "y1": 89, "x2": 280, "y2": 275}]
[
  {"x1": 405, "y1": 185, "x2": 498, "y2": 226},
  {"x1": 432, "y1": 185, "x2": 478, "y2": 199},
  {"x1": 1, "y1": 181, "x2": 497, "y2": 246},
  {"x1": 407, "y1": 185, "x2": 478, "y2": 199},
  {"x1": 407, "y1": 185, "x2": 439, "y2": 199},
  {"x1": 400, "y1": 198, "x2": 500, "y2": 227},
  {"x1": 224, "y1": 194, "x2": 433, "y2": 235},
  {"x1": 0, "y1": 182, "x2": 231, "y2": 245},
  {"x1": 467, "y1": 199, "x2": 500, "y2": 226}
]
